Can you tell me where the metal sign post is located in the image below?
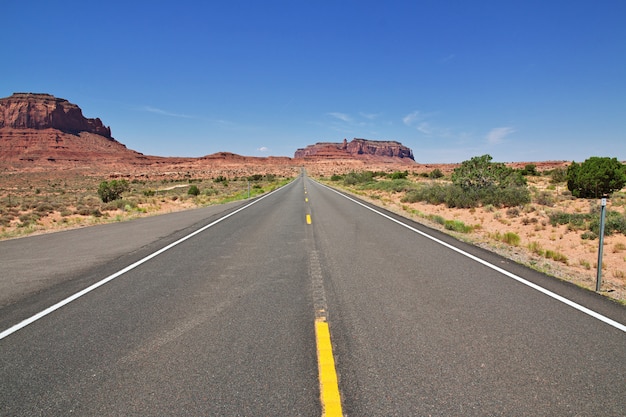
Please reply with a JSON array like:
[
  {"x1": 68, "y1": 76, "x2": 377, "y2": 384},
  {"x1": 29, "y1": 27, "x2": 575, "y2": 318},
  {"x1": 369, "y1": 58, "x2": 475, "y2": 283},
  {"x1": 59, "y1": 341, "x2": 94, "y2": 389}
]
[{"x1": 596, "y1": 197, "x2": 607, "y2": 292}]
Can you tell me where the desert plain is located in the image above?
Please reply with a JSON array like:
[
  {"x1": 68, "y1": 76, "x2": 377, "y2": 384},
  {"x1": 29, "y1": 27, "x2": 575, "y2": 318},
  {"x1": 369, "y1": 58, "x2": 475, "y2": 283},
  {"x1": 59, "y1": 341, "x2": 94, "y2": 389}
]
[{"x1": 1, "y1": 159, "x2": 625, "y2": 305}]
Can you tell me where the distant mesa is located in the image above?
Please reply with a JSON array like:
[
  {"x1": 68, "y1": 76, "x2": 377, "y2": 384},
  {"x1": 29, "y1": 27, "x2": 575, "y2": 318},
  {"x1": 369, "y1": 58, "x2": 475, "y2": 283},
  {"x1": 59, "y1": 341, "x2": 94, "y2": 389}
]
[
  {"x1": 0, "y1": 92, "x2": 416, "y2": 171},
  {"x1": 0, "y1": 93, "x2": 112, "y2": 138},
  {"x1": 294, "y1": 138, "x2": 415, "y2": 161},
  {"x1": 0, "y1": 92, "x2": 143, "y2": 167}
]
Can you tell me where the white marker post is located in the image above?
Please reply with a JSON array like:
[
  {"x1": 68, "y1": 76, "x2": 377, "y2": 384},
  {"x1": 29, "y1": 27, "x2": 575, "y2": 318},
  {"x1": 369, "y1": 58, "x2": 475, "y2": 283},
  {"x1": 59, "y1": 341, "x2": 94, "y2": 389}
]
[{"x1": 596, "y1": 197, "x2": 607, "y2": 292}]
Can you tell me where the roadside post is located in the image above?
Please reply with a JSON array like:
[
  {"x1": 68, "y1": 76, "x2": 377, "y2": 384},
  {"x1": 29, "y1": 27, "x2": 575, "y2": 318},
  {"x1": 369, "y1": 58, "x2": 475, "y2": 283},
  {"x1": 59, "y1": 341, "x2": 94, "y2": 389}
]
[{"x1": 596, "y1": 197, "x2": 607, "y2": 292}]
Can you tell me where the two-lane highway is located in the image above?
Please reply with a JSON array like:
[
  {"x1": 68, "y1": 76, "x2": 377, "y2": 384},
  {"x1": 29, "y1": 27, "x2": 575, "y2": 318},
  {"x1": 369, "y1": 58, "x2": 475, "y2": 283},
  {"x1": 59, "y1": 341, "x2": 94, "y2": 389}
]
[{"x1": 1, "y1": 173, "x2": 625, "y2": 416}]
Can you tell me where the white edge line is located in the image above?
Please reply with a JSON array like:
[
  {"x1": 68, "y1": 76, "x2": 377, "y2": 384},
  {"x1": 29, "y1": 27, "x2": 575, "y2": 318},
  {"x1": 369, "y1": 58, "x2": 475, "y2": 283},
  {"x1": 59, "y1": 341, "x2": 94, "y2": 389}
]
[
  {"x1": 315, "y1": 181, "x2": 626, "y2": 333},
  {"x1": 0, "y1": 183, "x2": 293, "y2": 341}
]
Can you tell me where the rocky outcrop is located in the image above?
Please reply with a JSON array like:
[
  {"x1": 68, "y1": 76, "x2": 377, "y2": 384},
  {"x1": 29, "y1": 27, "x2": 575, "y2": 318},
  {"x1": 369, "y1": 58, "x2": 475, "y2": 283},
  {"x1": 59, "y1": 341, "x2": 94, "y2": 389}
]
[
  {"x1": 294, "y1": 138, "x2": 414, "y2": 161},
  {"x1": 0, "y1": 93, "x2": 112, "y2": 138},
  {"x1": 0, "y1": 93, "x2": 149, "y2": 167},
  {"x1": 347, "y1": 138, "x2": 414, "y2": 159}
]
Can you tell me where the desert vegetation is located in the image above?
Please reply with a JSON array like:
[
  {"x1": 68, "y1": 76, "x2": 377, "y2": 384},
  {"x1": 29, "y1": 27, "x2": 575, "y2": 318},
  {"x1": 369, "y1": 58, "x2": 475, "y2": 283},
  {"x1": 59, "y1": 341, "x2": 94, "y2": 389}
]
[
  {"x1": 323, "y1": 155, "x2": 626, "y2": 303},
  {"x1": 0, "y1": 170, "x2": 293, "y2": 240}
]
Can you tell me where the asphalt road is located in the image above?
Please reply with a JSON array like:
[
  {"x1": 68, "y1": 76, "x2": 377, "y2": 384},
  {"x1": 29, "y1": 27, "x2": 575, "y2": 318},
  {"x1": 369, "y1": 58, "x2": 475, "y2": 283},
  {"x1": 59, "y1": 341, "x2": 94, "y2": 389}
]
[{"x1": 1, "y1": 173, "x2": 624, "y2": 416}]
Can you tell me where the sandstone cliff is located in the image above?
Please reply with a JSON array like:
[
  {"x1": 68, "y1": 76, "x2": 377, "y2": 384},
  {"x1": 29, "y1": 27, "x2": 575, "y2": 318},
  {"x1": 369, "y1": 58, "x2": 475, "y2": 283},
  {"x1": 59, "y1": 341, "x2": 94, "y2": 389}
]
[
  {"x1": 294, "y1": 138, "x2": 414, "y2": 161},
  {"x1": 0, "y1": 93, "x2": 146, "y2": 168},
  {"x1": 0, "y1": 93, "x2": 112, "y2": 137}
]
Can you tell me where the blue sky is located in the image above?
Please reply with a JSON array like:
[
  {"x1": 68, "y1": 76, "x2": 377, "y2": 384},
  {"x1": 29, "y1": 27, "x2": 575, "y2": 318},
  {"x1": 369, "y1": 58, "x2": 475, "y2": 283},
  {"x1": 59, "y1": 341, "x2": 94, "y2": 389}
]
[{"x1": 3, "y1": 0, "x2": 625, "y2": 162}]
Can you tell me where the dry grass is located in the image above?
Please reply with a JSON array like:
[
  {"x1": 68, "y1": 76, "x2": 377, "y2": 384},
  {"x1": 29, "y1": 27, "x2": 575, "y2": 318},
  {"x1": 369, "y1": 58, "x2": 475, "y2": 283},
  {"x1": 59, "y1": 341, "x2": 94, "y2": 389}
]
[{"x1": 0, "y1": 169, "x2": 294, "y2": 240}]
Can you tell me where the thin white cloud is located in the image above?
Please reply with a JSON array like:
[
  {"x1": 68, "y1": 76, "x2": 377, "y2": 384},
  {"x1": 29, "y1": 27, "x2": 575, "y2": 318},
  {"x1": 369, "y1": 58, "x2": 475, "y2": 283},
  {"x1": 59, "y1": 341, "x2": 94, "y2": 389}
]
[
  {"x1": 418, "y1": 122, "x2": 454, "y2": 139},
  {"x1": 257, "y1": 146, "x2": 269, "y2": 152},
  {"x1": 215, "y1": 119, "x2": 235, "y2": 126},
  {"x1": 359, "y1": 112, "x2": 381, "y2": 120},
  {"x1": 417, "y1": 122, "x2": 433, "y2": 134},
  {"x1": 486, "y1": 127, "x2": 515, "y2": 144},
  {"x1": 141, "y1": 106, "x2": 194, "y2": 119},
  {"x1": 327, "y1": 112, "x2": 352, "y2": 122},
  {"x1": 402, "y1": 110, "x2": 421, "y2": 126}
]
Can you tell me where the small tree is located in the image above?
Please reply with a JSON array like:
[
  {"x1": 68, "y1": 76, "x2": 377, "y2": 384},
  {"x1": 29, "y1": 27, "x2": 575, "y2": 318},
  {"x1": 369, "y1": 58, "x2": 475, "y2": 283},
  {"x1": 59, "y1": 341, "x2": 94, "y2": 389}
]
[
  {"x1": 447, "y1": 155, "x2": 529, "y2": 207},
  {"x1": 567, "y1": 157, "x2": 626, "y2": 198},
  {"x1": 98, "y1": 180, "x2": 129, "y2": 203},
  {"x1": 451, "y1": 154, "x2": 526, "y2": 190}
]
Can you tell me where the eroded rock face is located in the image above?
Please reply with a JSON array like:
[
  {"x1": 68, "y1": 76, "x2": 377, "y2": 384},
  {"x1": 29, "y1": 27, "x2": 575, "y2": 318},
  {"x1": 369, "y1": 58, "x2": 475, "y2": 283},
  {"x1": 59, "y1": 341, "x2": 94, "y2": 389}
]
[
  {"x1": 0, "y1": 93, "x2": 146, "y2": 167},
  {"x1": 0, "y1": 93, "x2": 112, "y2": 138},
  {"x1": 347, "y1": 138, "x2": 414, "y2": 159},
  {"x1": 294, "y1": 138, "x2": 414, "y2": 161}
]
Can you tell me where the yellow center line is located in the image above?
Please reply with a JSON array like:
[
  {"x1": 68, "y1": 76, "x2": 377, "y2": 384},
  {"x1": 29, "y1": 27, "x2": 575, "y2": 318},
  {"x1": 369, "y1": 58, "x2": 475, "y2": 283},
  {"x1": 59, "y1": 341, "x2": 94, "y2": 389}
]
[
  {"x1": 305, "y1": 191, "x2": 340, "y2": 415},
  {"x1": 315, "y1": 319, "x2": 343, "y2": 417}
]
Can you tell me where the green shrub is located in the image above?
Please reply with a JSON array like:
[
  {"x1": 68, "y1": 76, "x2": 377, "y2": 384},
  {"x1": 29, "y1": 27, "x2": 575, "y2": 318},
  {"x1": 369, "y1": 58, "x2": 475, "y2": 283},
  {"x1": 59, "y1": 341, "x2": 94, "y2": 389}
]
[
  {"x1": 36, "y1": 203, "x2": 55, "y2": 214},
  {"x1": 365, "y1": 179, "x2": 414, "y2": 193},
  {"x1": 451, "y1": 154, "x2": 527, "y2": 190},
  {"x1": 581, "y1": 231, "x2": 597, "y2": 240},
  {"x1": 402, "y1": 184, "x2": 448, "y2": 205},
  {"x1": 330, "y1": 174, "x2": 343, "y2": 181},
  {"x1": 444, "y1": 220, "x2": 474, "y2": 233},
  {"x1": 444, "y1": 185, "x2": 481, "y2": 208},
  {"x1": 550, "y1": 167, "x2": 568, "y2": 183},
  {"x1": 590, "y1": 211, "x2": 626, "y2": 236},
  {"x1": 545, "y1": 250, "x2": 568, "y2": 264},
  {"x1": 0, "y1": 215, "x2": 13, "y2": 226},
  {"x1": 567, "y1": 157, "x2": 626, "y2": 198},
  {"x1": 97, "y1": 180, "x2": 130, "y2": 203},
  {"x1": 343, "y1": 171, "x2": 374, "y2": 186},
  {"x1": 528, "y1": 241, "x2": 545, "y2": 256},
  {"x1": 388, "y1": 171, "x2": 408, "y2": 180},
  {"x1": 429, "y1": 215, "x2": 446, "y2": 225},
  {"x1": 188, "y1": 185, "x2": 200, "y2": 196},
  {"x1": 548, "y1": 208, "x2": 626, "y2": 237},
  {"x1": 520, "y1": 164, "x2": 538, "y2": 176},
  {"x1": 75, "y1": 207, "x2": 92, "y2": 216},
  {"x1": 549, "y1": 212, "x2": 591, "y2": 228},
  {"x1": 483, "y1": 187, "x2": 531, "y2": 207},
  {"x1": 402, "y1": 182, "x2": 529, "y2": 208},
  {"x1": 19, "y1": 213, "x2": 39, "y2": 224},
  {"x1": 535, "y1": 191, "x2": 555, "y2": 206},
  {"x1": 501, "y1": 232, "x2": 521, "y2": 246},
  {"x1": 506, "y1": 207, "x2": 520, "y2": 217},
  {"x1": 429, "y1": 168, "x2": 444, "y2": 179}
]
